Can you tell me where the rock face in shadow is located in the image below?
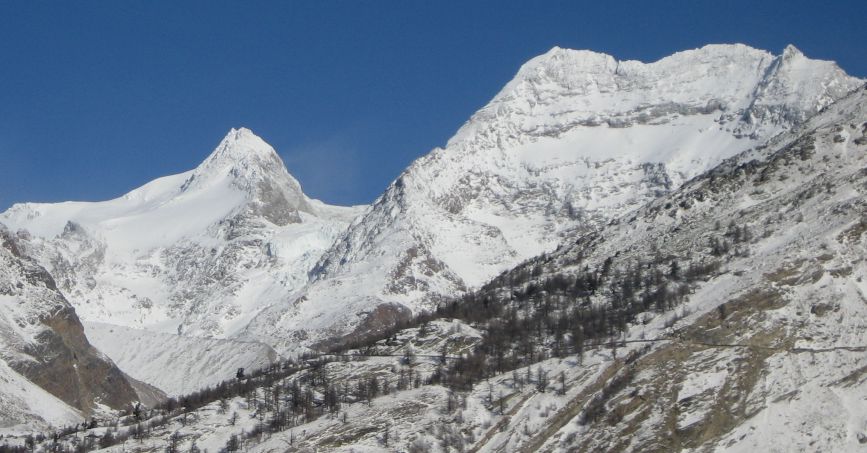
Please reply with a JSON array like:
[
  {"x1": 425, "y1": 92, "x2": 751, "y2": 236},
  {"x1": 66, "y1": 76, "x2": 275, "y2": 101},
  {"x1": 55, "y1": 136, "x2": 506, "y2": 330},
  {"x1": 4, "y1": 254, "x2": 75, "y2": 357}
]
[
  {"x1": 0, "y1": 225, "x2": 138, "y2": 417},
  {"x1": 18, "y1": 305, "x2": 139, "y2": 414}
]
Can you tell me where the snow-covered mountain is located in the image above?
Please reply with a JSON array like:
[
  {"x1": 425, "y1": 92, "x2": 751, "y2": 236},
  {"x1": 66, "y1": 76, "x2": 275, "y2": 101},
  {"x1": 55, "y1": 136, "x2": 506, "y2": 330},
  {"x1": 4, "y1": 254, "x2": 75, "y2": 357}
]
[
  {"x1": 17, "y1": 82, "x2": 867, "y2": 451},
  {"x1": 1, "y1": 43, "x2": 861, "y2": 393},
  {"x1": 1, "y1": 128, "x2": 366, "y2": 340},
  {"x1": 242, "y1": 44, "x2": 862, "y2": 352}
]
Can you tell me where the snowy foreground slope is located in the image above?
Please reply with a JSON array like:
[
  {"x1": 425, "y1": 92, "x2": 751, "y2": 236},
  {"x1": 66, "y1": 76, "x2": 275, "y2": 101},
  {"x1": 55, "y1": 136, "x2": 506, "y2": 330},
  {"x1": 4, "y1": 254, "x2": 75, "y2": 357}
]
[
  {"x1": 243, "y1": 44, "x2": 862, "y2": 352},
  {"x1": 13, "y1": 84, "x2": 866, "y2": 452}
]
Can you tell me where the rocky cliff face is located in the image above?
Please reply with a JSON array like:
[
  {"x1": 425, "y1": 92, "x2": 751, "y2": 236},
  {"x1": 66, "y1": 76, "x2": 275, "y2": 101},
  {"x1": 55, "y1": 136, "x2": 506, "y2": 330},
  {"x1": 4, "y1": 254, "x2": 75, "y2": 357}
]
[
  {"x1": 0, "y1": 225, "x2": 138, "y2": 428},
  {"x1": 242, "y1": 44, "x2": 863, "y2": 352}
]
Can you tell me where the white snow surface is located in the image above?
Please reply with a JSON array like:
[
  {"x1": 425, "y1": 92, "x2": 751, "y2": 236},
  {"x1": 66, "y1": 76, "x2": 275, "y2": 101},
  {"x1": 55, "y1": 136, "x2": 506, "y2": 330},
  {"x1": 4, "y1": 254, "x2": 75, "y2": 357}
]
[{"x1": 83, "y1": 321, "x2": 278, "y2": 397}]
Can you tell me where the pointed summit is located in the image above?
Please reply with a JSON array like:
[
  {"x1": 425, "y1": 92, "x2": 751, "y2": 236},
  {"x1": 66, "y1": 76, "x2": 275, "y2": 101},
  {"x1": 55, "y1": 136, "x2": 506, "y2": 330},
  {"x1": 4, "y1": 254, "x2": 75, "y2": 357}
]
[
  {"x1": 746, "y1": 44, "x2": 862, "y2": 126},
  {"x1": 175, "y1": 128, "x2": 314, "y2": 224},
  {"x1": 198, "y1": 127, "x2": 283, "y2": 171},
  {"x1": 782, "y1": 44, "x2": 804, "y2": 60},
  {"x1": 188, "y1": 128, "x2": 295, "y2": 189}
]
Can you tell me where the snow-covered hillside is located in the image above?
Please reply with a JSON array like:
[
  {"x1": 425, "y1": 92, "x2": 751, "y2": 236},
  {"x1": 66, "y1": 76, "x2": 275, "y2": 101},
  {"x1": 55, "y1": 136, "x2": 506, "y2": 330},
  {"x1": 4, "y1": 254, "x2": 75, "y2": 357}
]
[
  {"x1": 242, "y1": 44, "x2": 863, "y2": 353},
  {"x1": 0, "y1": 359, "x2": 81, "y2": 435},
  {"x1": 1, "y1": 128, "x2": 366, "y2": 340}
]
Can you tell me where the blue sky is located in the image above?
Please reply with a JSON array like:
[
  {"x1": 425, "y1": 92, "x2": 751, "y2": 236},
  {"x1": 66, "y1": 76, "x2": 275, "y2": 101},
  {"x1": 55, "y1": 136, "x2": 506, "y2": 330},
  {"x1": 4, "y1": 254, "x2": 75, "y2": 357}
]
[{"x1": 1, "y1": 1, "x2": 865, "y2": 210}]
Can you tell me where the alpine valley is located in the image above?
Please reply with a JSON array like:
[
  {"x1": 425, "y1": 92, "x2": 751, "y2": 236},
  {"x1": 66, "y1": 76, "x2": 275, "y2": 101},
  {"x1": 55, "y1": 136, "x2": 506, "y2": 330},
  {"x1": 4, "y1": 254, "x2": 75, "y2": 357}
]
[{"x1": 2, "y1": 43, "x2": 866, "y2": 452}]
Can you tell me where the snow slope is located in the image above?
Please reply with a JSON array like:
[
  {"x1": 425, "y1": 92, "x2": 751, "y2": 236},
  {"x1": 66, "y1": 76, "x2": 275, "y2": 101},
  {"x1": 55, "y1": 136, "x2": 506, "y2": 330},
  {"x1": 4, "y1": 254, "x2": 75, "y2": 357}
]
[
  {"x1": 242, "y1": 44, "x2": 863, "y2": 353},
  {"x1": 83, "y1": 321, "x2": 278, "y2": 397}
]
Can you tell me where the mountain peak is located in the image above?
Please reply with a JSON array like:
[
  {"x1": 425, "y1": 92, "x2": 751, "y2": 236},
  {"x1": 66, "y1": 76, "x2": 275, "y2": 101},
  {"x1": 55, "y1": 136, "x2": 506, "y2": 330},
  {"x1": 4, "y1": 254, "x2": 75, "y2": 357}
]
[
  {"x1": 186, "y1": 127, "x2": 294, "y2": 189},
  {"x1": 225, "y1": 126, "x2": 256, "y2": 142},
  {"x1": 448, "y1": 43, "x2": 862, "y2": 150},
  {"x1": 743, "y1": 44, "x2": 862, "y2": 126},
  {"x1": 180, "y1": 128, "x2": 317, "y2": 225},
  {"x1": 202, "y1": 127, "x2": 279, "y2": 167},
  {"x1": 517, "y1": 47, "x2": 618, "y2": 80},
  {"x1": 782, "y1": 43, "x2": 804, "y2": 59}
]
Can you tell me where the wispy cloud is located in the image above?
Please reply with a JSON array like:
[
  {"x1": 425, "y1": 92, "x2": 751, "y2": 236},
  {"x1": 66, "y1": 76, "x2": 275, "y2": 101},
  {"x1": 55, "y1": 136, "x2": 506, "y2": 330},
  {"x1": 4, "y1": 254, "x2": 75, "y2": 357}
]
[{"x1": 280, "y1": 133, "x2": 368, "y2": 207}]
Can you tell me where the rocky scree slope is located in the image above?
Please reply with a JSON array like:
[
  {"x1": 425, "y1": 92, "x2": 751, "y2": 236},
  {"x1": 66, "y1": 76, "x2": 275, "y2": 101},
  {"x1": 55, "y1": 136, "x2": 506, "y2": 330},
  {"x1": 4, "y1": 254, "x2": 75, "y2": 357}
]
[{"x1": 243, "y1": 44, "x2": 862, "y2": 353}]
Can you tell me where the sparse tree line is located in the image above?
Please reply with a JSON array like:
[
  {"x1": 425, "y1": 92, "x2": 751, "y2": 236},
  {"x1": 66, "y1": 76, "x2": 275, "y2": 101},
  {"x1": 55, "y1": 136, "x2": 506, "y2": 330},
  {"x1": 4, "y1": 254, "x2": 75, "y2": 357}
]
[
  {"x1": 2, "y1": 351, "x2": 443, "y2": 452},
  {"x1": 348, "y1": 213, "x2": 756, "y2": 393}
]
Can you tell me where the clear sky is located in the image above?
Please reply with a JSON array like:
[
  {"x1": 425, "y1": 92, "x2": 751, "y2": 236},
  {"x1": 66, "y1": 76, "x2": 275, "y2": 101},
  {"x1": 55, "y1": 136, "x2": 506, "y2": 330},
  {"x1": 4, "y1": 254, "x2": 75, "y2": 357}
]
[{"x1": 1, "y1": 1, "x2": 865, "y2": 210}]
